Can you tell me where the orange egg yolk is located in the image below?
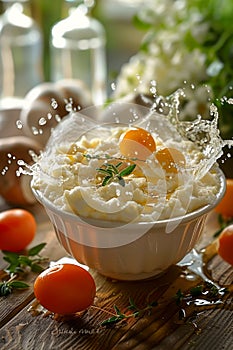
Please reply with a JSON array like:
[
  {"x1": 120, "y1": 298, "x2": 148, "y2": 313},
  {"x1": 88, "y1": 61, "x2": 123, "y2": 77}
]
[
  {"x1": 156, "y1": 148, "x2": 186, "y2": 173},
  {"x1": 119, "y1": 127, "x2": 156, "y2": 160}
]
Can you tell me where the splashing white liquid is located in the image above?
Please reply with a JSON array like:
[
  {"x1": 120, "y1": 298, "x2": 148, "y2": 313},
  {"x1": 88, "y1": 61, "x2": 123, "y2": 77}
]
[
  {"x1": 1, "y1": 84, "x2": 233, "y2": 186},
  {"x1": 137, "y1": 86, "x2": 233, "y2": 179}
]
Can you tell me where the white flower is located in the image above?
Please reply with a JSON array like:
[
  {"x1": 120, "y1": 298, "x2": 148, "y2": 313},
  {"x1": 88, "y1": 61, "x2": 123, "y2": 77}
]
[{"x1": 113, "y1": 0, "x2": 213, "y2": 122}]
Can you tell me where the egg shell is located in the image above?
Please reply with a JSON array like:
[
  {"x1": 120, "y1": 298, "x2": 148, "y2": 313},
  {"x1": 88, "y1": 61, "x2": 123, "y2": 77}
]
[
  {"x1": 19, "y1": 79, "x2": 92, "y2": 146},
  {"x1": 0, "y1": 136, "x2": 41, "y2": 205}
]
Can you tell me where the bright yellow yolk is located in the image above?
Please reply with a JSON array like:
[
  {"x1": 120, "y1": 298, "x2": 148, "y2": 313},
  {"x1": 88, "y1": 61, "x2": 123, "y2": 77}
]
[
  {"x1": 119, "y1": 127, "x2": 156, "y2": 160},
  {"x1": 156, "y1": 148, "x2": 186, "y2": 173}
]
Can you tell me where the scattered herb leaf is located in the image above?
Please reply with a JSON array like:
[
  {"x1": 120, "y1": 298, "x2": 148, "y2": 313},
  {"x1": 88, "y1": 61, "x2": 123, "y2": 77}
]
[
  {"x1": 0, "y1": 277, "x2": 29, "y2": 296},
  {"x1": 0, "y1": 243, "x2": 47, "y2": 297},
  {"x1": 190, "y1": 285, "x2": 204, "y2": 297},
  {"x1": 175, "y1": 281, "x2": 228, "y2": 307},
  {"x1": 3, "y1": 243, "x2": 48, "y2": 275},
  {"x1": 100, "y1": 297, "x2": 157, "y2": 327},
  {"x1": 28, "y1": 243, "x2": 46, "y2": 256},
  {"x1": 175, "y1": 289, "x2": 184, "y2": 305}
]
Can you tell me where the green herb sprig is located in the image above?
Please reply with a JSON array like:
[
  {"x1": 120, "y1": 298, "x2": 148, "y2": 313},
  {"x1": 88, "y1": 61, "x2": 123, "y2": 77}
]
[
  {"x1": 0, "y1": 243, "x2": 47, "y2": 297},
  {"x1": 97, "y1": 162, "x2": 136, "y2": 187},
  {"x1": 175, "y1": 281, "x2": 228, "y2": 320},
  {"x1": 100, "y1": 297, "x2": 157, "y2": 327},
  {"x1": 0, "y1": 276, "x2": 29, "y2": 296}
]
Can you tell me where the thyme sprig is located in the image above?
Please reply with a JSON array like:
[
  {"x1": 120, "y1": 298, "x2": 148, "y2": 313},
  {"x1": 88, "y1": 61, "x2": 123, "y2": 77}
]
[
  {"x1": 0, "y1": 243, "x2": 48, "y2": 297},
  {"x1": 97, "y1": 162, "x2": 136, "y2": 187},
  {"x1": 100, "y1": 297, "x2": 158, "y2": 327},
  {"x1": 84, "y1": 153, "x2": 146, "y2": 186},
  {"x1": 175, "y1": 281, "x2": 228, "y2": 309}
]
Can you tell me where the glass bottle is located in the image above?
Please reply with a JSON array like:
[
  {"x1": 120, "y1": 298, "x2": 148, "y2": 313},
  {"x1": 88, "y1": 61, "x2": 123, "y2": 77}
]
[
  {"x1": 50, "y1": 0, "x2": 107, "y2": 105},
  {"x1": 0, "y1": 0, "x2": 43, "y2": 106}
]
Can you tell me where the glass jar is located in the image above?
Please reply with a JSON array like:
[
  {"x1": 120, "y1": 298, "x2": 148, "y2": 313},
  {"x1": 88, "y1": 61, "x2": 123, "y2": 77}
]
[
  {"x1": 50, "y1": 0, "x2": 107, "y2": 105},
  {"x1": 0, "y1": 0, "x2": 43, "y2": 106}
]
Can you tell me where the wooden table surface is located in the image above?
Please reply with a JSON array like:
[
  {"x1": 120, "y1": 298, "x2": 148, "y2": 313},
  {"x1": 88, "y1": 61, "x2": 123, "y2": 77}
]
[{"x1": 0, "y1": 200, "x2": 232, "y2": 350}]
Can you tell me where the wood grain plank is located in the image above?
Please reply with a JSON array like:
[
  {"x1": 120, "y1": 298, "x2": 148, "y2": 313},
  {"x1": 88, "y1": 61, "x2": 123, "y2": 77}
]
[
  {"x1": 0, "y1": 253, "x2": 232, "y2": 350},
  {"x1": 0, "y1": 204, "x2": 232, "y2": 350}
]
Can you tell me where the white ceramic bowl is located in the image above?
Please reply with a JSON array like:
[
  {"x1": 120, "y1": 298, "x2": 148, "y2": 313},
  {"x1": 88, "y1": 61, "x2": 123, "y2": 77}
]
[{"x1": 32, "y1": 168, "x2": 225, "y2": 281}]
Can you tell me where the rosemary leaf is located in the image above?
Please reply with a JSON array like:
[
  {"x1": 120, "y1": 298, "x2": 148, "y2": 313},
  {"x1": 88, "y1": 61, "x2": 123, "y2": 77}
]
[
  {"x1": 102, "y1": 175, "x2": 113, "y2": 186},
  {"x1": 119, "y1": 164, "x2": 136, "y2": 177},
  {"x1": 114, "y1": 304, "x2": 124, "y2": 316},
  {"x1": 97, "y1": 161, "x2": 136, "y2": 187},
  {"x1": 96, "y1": 168, "x2": 113, "y2": 176},
  {"x1": 100, "y1": 316, "x2": 121, "y2": 326}
]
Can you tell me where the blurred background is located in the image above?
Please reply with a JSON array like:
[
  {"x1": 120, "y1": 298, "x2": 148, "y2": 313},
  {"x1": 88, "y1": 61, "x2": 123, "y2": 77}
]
[
  {"x1": 0, "y1": 0, "x2": 232, "y2": 207},
  {"x1": 0, "y1": 0, "x2": 144, "y2": 98},
  {"x1": 0, "y1": 0, "x2": 232, "y2": 136}
]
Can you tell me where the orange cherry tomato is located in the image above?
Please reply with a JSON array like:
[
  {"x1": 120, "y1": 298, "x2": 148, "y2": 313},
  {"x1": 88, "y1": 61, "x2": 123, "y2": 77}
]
[
  {"x1": 215, "y1": 178, "x2": 233, "y2": 218},
  {"x1": 34, "y1": 264, "x2": 96, "y2": 315},
  {"x1": 217, "y1": 224, "x2": 233, "y2": 265},
  {"x1": 0, "y1": 209, "x2": 36, "y2": 252},
  {"x1": 155, "y1": 147, "x2": 186, "y2": 173},
  {"x1": 119, "y1": 127, "x2": 156, "y2": 160}
]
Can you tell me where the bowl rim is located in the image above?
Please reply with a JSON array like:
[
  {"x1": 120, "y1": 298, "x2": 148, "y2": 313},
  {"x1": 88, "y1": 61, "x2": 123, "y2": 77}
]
[{"x1": 32, "y1": 167, "x2": 226, "y2": 228}]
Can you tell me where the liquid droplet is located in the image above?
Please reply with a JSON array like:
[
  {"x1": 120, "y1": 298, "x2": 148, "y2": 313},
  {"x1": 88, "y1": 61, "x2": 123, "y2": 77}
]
[
  {"x1": 111, "y1": 82, "x2": 116, "y2": 91},
  {"x1": 51, "y1": 98, "x2": 58, "y2": 109},
  {"x1": 39, "y1": 117, "x2": 47, "y2": 126},
  {"x1": 16, "y1": 120, "x2": 23, "y2": 129}
]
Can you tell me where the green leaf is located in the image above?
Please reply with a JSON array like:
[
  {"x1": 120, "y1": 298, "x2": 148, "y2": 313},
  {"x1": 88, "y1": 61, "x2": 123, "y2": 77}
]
[
  {"x1": 102, "y1": 175, "x2": 112, "y2": 186},
  {"x1": 18, "y1": 256, "x2": 32, "y2": 266},
  {"x1": 2, "y1": 251, "x2": 19, "y2": 263},
  {"x1": 107, "y1": 163, "x2": 120, "y2": 175},
  {"x1": 190, "y1": 285, "x2": 204, "y2": 296},
  {"x1": 128, "y1": 297, "x2": 138, "y2": 311},
  {"x1": 101, "y1": 316, "x2": 121, "y2": 326},
  {"x1": 113, "y1": 304, "x2": 124, "y2": 316},
  {"x1": 119, "y1": 164, "x2": 136, "y2": 177},
  {"x1": 10, "y1": 281, "x2": 29, "y2": 289},
  {"x1": 205, "y1": 282, "x2": 219, "y2": 297},
  {"x1": 31, "y1": 264, "x2": 44, "y2": 273},
  {"x1": 4, "y1": 262, "x2": 21, "y2": 274},
  {"x1": 28, "y1": 243, "x2": 46, "y2": 256},
  {"x1": 97, "y1": 160, "x2": 136, "y2": 187},
  {"x1": 96, "y1": 168, "x2": 113, "y2": 176}
]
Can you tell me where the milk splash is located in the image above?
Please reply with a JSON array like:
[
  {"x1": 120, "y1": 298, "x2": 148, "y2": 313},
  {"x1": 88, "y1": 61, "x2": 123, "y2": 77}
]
[
  {"x1": 1, "y1": 82, "x2": 232, "y2": 199},
  {"x1": 164, "y1": 88, "x2": 233, "y2": 179},
  {"x1": 129, "y1": 82, "x2": 233, "y2": 179}
]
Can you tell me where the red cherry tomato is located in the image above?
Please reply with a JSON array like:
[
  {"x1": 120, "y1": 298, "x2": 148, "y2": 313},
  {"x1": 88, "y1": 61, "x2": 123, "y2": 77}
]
[
  {"x1": 218, "y1": 224, "x2": 233, "y2": 265},
  {"x1": 34, "y1": 264, "x2": 96, "y2": 315},
  {"x1": 0, "y1": 209, "x2": 36, "y2": 252}
]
